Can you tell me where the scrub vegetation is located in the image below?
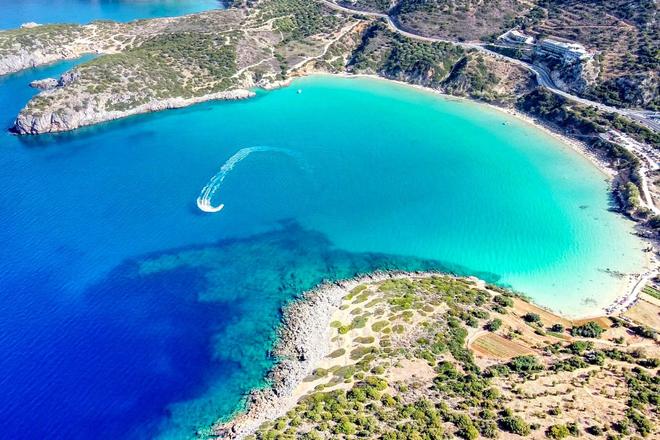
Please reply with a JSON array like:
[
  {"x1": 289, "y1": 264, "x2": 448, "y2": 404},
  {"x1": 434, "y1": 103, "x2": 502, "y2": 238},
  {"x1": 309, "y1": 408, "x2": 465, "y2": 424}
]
[
  {"x1": 338, "y1": 0, "x2": 659, "y2": 110},
  {"x1": 348, "y1": 23, "x2": 532, "y2": 104},
  {"x1": 238, "y1": 275, "x2": 658, "y2": 440}
]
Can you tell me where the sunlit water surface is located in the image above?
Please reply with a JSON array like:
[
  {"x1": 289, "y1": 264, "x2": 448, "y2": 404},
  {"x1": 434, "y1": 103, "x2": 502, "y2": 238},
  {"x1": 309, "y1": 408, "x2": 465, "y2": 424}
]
[
  {"x1": 0, "y1": 57, "x2": 646, "y2": 439},
  {"x1": 0, "y1": 0, "x2": 221, "y2": 29}
]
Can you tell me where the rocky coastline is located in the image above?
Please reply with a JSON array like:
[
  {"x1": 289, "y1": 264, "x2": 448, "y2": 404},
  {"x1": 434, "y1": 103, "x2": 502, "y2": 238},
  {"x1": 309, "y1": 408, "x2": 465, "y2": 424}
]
[
  {"x1": 213, "y1": 270, "x2": 443, "y2": 439},
  {"x1": 0, "y1": 49, "x2": 90, "y2": 77},
  {"x1": 11, "y1": 88, "x2": 255, "y2": 135},
  {"x1": 210, "y1": 267, "x2": 656, "y2": 439}
]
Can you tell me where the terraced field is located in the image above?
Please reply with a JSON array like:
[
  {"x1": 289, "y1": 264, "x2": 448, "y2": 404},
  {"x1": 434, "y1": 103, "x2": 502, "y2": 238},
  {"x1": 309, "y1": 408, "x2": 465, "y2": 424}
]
[{"x1": 470, "y1": 332, "x2": 535, "y2": 359}]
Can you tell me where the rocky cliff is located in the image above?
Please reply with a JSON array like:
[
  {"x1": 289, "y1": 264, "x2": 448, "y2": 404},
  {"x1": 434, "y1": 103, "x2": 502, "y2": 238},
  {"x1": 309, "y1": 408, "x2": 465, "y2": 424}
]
[
  {"x1": 4, "y1": 0, "x2": 358, "y2": 134},
  {"x1": 12, "y1": 88, "x2": 256, "y2": 135}
]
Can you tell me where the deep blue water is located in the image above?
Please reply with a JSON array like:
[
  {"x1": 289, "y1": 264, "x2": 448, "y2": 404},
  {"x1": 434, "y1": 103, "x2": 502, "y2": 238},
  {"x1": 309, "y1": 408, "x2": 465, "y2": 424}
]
[
  {"x1": 0, "y1": 57, "x2": 646, "y2": 439},
  {"x1": 0, "y1": 1, "x2": 221, "y2": 30}
]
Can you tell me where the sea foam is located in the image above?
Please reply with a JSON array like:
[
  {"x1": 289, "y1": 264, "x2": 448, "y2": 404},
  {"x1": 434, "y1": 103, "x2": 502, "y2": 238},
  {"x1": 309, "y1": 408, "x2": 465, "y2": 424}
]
[{"x1": 197, "y1": 146, "x2": 301, "y2": 213}]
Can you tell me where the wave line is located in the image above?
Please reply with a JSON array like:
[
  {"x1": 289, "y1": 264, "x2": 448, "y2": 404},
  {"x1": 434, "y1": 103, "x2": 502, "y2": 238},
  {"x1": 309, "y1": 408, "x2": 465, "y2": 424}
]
[{"x1": 196, "y1": 146, "x2": 301, "y2": 213}]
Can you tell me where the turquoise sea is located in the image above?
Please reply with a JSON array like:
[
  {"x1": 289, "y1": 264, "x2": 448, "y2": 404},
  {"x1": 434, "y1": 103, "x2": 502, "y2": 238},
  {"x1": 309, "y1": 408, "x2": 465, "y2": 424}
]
[
  {"x1": 0, "y1": 20, "x2": 647, "y2": 440},
  {"x1": 0, "y1": 0, "x2": 221, "y2": 29}
]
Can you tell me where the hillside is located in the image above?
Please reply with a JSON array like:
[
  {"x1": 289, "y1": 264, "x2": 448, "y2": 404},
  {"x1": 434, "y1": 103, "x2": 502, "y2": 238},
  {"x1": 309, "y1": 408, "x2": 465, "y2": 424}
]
[{"x1": 330, "y1": 0, "x2": 659, "y2": 110}]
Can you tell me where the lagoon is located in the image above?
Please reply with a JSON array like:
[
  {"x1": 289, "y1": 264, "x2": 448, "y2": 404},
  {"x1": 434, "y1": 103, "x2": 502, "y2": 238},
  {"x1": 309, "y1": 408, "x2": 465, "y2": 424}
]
[{"x1": 0, "y1": 63, "x2": 646, "y2": 438}]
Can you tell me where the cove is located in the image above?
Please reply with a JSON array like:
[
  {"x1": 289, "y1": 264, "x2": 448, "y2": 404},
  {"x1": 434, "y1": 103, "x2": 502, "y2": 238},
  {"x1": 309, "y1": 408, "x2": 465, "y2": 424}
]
[
  {"x1": 0, "y1": 0, "x2": 221, "y2": 30},
  {"x1": 0, "y1": 66, "x2": 647, "y2": 439}
]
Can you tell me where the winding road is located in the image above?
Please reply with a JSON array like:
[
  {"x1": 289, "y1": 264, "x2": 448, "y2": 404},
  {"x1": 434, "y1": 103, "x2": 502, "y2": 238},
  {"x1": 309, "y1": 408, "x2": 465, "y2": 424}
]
[{"x1": 319, "y1": 0, "x2": 659, "y2": 132}]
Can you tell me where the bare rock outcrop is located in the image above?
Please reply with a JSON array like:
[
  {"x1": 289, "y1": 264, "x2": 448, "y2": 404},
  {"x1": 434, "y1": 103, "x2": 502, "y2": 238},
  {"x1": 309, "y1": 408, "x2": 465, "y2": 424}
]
[
  {"x1": 29, "y1": 77, "x2": 58, "y2": 90},
  {"x1": 548, "y1": 57, "x2": 599, "y2": 95},
  {"x1": 213, "y1": 271, "x2": 441, "y2": 439},
  {"x1": 0, "y1": 48, "x2": 87, "y2": 76},
  {"x1": 11, "y1": 89, "x2": 255, "y2": 135}
]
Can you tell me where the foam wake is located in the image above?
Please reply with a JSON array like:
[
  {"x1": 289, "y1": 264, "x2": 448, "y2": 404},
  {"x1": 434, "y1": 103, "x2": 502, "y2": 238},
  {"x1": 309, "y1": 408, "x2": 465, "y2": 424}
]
[{"x1": 196, "y1": 146, "x2": 300, "y2": 213}]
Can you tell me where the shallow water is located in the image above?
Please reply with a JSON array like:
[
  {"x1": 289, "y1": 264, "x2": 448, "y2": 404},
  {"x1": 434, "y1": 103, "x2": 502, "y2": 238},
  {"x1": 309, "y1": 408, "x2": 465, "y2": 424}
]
[
  {"x1": 0, "y1": 60, "x2": 646, "y2": 439},
  {"x1": 0, "y1": 0, "x2": 221, "y2": 29}
]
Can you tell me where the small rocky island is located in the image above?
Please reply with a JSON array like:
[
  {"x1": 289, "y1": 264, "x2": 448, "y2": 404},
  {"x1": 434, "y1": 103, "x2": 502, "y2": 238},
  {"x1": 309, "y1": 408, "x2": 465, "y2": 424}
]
[{"x1": 214, "y1": 272, "x2": 659, "y2": 439}]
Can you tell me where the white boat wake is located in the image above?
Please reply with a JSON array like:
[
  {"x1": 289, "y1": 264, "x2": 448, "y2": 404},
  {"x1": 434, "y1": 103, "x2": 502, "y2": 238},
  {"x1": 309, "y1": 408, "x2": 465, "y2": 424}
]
[{"x1": 196, "y1": 146, "x2": 302, "y2": 213}]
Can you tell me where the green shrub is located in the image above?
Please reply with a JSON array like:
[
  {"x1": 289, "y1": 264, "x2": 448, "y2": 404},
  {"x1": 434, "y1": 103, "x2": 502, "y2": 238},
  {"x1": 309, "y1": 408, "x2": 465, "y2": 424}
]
[
  {"x1": 508, "y1": 355, "x2": 543, "y2": 376},
  {"x1": 499, "y1": 415, "x2": 531, "y2": 436},
  {"x1": 550, "y1": 323, "x2": 564, "y2": 332},
  {"x1": 567, "y1": 341, "x2": 593, "y2": 354},
  {"x1": 328, "y1": 348, "x2": 345, "y2": 358},
  {"x1": 546, "y1": 424, "x2": 570, "y2": 439},
  {"x1": 632, "y1": 325, "x2": 656, "y2": 340},
  {"x1": 523, "y1": 313, "x2": 541, "y2": 323},
  {"x1": 626, "y1": 409, "x2": 652, "y2": 436},
  {"x1": 494, "y1": 295, "x2": 513, "y2": 307},
  {"x1": 333, "y1": 417, "x2": 356, "y2": 435},
  {"x1": 371, "y1": 320, "x2": 389, "y2": 332},
  {"x1": 485, "y1": 318, "x2": 502, "y2": 331},
  {"x1": 567, "y1": 422, "x2": 580, "y2": 436},
  {"x1": 453, "y1": 413, "x2": 479, "y2": 440},
  {"x1": 586, "y1": 425, "x2": 604, "y2": 436},
  {"x1": 354, "y1": 336, "x2": 375, "y2": 344},
  {"x1": 570, "y1": 321, "x2": 605, "y2": 338},
  {"x1": 476, "y1": 419, "x2": 499, "y2": 438}
]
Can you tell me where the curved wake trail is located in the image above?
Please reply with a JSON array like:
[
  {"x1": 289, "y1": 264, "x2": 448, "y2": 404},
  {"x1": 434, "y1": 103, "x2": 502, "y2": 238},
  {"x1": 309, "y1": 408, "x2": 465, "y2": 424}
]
[{"x1": 196, "y1": 146, "x2": 302, "y2": 213}]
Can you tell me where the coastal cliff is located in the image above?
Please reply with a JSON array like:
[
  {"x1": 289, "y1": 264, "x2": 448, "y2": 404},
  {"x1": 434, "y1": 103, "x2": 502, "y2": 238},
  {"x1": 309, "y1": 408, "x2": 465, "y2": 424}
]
[
  {"x1": 4, "y1": 1, "x2": 360, "y2": 134},
  {"x1": 212, "y1": 272, "x2": 659, "y2": 439},
  {"x1": 12, "y1": 88, "x2": 255, "y2": 134},
  {"x1": 216, "y1": 278, "x2": 349, "y2": 438}
]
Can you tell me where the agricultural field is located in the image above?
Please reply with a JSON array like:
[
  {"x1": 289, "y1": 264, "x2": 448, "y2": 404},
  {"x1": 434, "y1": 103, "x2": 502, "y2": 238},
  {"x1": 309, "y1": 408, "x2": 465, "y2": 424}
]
[
  {"x1": 642, "y1": 284, "x2": 660, "y2": 301},
  {"x1": 624, "y1": 293, "x2": 660, "y2": 330},
  {"x1": 469, "y1": 333, "x2": 534, "y2": 359}
]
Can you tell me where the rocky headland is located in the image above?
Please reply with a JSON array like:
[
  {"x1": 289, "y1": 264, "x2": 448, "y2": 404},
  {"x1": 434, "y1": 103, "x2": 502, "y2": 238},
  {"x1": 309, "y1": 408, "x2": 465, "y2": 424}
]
[
  {"x1": 11, "y1": 88, "x2": 254, "y2": 134},
  {"x1": 1, "y1": 1, "x2": 361, "y2": 134},
  {"x1": 212, "y1": 271, "x2": 659, "y2": 439},
  {"x1": 215, "y1": 271, "x2": 439, "y2": 439}
]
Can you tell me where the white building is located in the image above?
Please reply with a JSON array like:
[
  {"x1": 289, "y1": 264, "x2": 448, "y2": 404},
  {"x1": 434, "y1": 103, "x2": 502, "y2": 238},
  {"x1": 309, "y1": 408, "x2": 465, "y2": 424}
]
[
  {"x1": 498, "y1": 29, "x2": 535, "y2": 45},
  {"x1": 538, "y1": 39, "x2": 591, "y2": 61}
]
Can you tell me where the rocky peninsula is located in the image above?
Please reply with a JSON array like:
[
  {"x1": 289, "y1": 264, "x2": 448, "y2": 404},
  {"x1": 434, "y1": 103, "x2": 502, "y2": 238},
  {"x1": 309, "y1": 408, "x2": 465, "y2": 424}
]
[
  {"x1": 1, "y1": 2, "x2": 659, "y2": 439},
  {"x1": 1, "y1": 0, "x2": 531, "y2": 135},
  {"x1": 212, "y1": 271, "x2": 659, "y2": 439}
]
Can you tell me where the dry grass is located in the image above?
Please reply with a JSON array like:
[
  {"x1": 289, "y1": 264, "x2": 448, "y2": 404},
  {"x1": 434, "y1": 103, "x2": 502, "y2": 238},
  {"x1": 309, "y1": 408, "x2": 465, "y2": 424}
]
[
  {"x1": 624, "y1": 294, "x2": 660, "y2": 329},
  {"x1": 512, "y1": 298, "x2": 572, "y2": 328},
  {"x1": 470, "y1": 332, "x2": 535, "y2": 359},
  {"x1": 496, "y1": 364, "x2": 632, "y2": 434},
  {"x1": 572, "y1": 316, "x2": 612, "y2": 329}
]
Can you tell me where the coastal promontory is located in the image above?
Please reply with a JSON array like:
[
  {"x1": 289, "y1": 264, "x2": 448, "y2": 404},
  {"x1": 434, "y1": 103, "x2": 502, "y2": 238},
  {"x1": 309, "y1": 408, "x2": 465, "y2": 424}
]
[{"x1": 214, "y1": 272, "x2": 659, "y2": 439}]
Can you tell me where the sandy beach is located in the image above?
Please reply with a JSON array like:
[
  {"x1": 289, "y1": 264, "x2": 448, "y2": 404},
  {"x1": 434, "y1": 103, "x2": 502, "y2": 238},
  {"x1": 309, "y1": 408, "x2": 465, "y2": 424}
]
[{"x1": 290, "y1": 70, "x2": 659, "y2": 317}]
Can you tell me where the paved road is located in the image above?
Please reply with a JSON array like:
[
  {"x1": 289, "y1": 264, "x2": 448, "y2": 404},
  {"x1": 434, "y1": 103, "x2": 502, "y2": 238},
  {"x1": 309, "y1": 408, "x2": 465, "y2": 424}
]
[{"x1": 320, "y1": 0, "x2": 659, "y2": 132}]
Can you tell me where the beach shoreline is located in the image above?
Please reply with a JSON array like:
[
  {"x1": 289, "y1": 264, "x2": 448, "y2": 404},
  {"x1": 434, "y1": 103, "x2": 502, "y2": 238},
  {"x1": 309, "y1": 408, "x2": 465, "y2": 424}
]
[
  {"x1": 287, "y1": 71, "x2": 659, "y2": 318},
  {"x1": 303, "y1": 71, "x2": 615, "y2": 178}
]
